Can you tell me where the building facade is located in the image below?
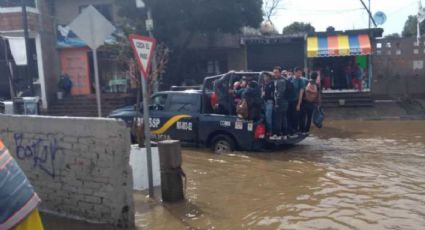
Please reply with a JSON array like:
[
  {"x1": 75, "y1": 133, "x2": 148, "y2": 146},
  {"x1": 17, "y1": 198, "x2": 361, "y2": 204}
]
[
  {"x1": 373, "y1": 36, "x2": 425, "y2": 98},
  {"x1": 0, "y1": 0, "x2": 57, "y2": 109}
]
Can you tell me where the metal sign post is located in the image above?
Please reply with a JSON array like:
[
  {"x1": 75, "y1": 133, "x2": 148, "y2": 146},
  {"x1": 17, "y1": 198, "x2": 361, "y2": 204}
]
[
  {"x1": 92, "y1": 49, "x2": 102, "y2": 116},
  {"x1": 141, "y1": 73, "x2": 154, "y2": 197},
  {"x1": 69, "y1": 5, "x2": 115, "y2": 117},
  {"x1": 129, "y1": 34, "x2": 157, "y2": 198}
]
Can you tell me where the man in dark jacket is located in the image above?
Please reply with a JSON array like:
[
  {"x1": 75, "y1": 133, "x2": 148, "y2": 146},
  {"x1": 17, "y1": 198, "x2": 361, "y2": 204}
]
[
  {"x1": 272, "y1": 67, "x2": 289, "y2": 139},
  {"x1": 291, "y1": 67, "x2": 307, "y2": 133},
  {"x1": 262, "y1": 73, "x2": 275, "y2": 135},
  {"x1": 213, "y1": 72, "x2": 233, "y2": 115},
  {"x1": 243, "y1": 81, "x2": 262, "y2": 121}
]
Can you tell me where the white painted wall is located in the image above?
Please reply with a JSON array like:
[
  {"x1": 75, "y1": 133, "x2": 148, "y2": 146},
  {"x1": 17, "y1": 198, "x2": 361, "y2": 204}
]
[
  {"x1": 130, "y1": 145, "x2": 161, "y2": 191},
  {"x1": 35, "y1": 34, "x2": 47, "y2": 109}
]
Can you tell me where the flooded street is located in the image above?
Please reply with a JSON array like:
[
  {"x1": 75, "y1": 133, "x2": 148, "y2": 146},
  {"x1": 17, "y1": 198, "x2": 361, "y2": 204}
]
[{"x1": 135, "y1": 121, "x2": 425, "y2": 230}]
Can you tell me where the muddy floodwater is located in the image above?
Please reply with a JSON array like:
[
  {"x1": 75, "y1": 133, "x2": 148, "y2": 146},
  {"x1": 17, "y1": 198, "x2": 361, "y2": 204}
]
[{"x1": 134, "y1": 120, "x2": 425, "y2": 230}]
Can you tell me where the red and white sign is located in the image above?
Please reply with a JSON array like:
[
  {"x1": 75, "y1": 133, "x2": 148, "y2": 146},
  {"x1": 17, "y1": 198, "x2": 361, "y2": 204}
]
[{"x1": 129, "y1": 34, "x2": 156, "y2": 79}]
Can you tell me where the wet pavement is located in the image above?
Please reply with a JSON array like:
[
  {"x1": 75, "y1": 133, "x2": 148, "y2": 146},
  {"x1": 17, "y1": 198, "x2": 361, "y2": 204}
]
[
  {"x1": 135, "y1": 120, "x2": 425, "y2": 230},
  {"x1": 41, "y1": 120, "x2": 425, "y2": 229}
]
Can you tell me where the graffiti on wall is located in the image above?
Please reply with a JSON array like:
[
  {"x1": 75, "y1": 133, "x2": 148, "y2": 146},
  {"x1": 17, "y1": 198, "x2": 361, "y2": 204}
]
[{"x1": 14, "y1": 133, "x2": 64, "y2": 178}]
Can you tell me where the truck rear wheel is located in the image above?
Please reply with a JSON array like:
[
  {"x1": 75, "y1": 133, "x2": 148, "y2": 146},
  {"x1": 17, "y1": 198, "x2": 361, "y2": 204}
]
[{"x1": 211, "y1": 134, "x2": 235, "y2": 153}]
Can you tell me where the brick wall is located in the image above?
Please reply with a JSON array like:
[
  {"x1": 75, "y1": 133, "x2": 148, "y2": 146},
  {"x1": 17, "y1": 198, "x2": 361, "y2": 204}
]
[
  {"x1": 0, "y1": 12, "x2": 39, "y2": 31},
  {"x1": 0, "y1": 115, "x2": 134, "y2": 228},
  {"x1": 373, "y1": 37, "x2": 425, "y2": 98}
]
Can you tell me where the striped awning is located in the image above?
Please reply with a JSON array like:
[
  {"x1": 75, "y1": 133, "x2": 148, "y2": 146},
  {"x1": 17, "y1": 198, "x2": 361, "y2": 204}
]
[{"x1": 307, "y1": 34, "x2": 372, "y2": 58}]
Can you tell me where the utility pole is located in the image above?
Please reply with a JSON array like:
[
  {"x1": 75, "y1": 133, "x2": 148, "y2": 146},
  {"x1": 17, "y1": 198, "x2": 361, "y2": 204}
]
[
  {"x1": 368, "y1": 0, "x2": 371, "y2": 29},
  {"x1": 21, "y1": 0, "x2": 33, "y2": 95},
  {"x1": 359, "y1": 0, "x2": 377, "y2": 27},
  {"x1": 368, "y1": 0, "x2": 372, "y2": 91},
  {"x1": 417, "y1": 1, "x2": 423, "y2": 45},
  {"x1": 359, "y1": 0, "x2": 374, "y2": 91},
  {"x1": 146, "y1": 9, "x2": 159, "y2": 93}
]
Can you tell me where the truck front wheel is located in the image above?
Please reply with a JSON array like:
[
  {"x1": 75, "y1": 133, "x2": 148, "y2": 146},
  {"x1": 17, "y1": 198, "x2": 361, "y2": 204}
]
[{"x1": 211, "y1": 134, "x2": 235, "y2": 153}]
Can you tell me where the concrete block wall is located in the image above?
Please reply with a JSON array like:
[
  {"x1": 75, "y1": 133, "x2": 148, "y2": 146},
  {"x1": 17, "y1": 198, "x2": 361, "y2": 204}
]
[
  {"x1": 0, "y1": 115, "x2": 134, "y2": 228},
  {"x1": 373, "y1": 37, "x2": 425, "y2": 98}
]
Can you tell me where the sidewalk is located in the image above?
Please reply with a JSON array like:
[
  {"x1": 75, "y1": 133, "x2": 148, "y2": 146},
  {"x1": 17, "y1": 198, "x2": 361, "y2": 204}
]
[{"x1": 325, "y1": 100, "x2": 425, "y2": 120}]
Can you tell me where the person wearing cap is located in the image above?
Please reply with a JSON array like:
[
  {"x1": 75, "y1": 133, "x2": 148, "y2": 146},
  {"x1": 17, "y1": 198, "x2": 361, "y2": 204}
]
[{"x1": 0, "y1": 139, "x2": 44, "y2": 230}]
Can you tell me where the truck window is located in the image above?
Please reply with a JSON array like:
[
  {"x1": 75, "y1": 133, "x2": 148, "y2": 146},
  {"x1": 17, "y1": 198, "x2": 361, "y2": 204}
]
[
  {"x1": 150, "y1": 94, "x2": 168, "y2": 111},
  {"x1": 167, "y1": 94, "x2": 200, "y2": 113},
  {"x1": 152, "y1": 94, "x2": 167, "y2": 107}
]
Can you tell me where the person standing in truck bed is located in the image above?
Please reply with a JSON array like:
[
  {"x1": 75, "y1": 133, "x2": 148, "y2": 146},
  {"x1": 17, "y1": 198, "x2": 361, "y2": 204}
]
[{"x1": 213, "y1": 72, "x2": 233, "y2": 115}]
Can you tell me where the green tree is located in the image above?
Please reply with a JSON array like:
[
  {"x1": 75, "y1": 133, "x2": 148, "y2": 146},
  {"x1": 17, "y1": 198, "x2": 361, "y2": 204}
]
[
  {"x1": 282, "y1": 22, "x2": 315, "y2": 35},
  {"x1": 115, "y1": 0, "x2": 263, "y2": 85},
  {"x1": 402, "y1": 15, "x2": 425, "y2": 38}
]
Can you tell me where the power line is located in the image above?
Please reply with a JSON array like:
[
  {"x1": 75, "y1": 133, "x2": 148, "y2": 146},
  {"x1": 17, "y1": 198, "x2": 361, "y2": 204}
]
[{"x1": 276, "y1": 7, "x2": 363, "y2": 13}]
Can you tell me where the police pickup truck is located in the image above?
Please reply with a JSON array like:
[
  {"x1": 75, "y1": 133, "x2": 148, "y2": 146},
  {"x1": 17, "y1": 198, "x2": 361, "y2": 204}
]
[{"x1": 108, "y1": 72, "x2": 307, "y2": 152}]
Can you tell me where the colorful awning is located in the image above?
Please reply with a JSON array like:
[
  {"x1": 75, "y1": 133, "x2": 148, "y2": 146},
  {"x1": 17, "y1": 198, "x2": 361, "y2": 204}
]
[{"x1": 307, "y1": 34, "x2": 372, "y2": 58}]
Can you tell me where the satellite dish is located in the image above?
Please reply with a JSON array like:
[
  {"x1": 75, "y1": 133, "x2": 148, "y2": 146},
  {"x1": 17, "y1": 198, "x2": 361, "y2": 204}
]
[{"x1": 373, "y1": 11, "x2": 387, "y2": 26}]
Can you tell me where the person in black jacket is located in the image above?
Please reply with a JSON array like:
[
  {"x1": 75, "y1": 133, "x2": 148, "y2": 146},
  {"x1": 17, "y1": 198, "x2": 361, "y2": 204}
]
[
  {"x1": 243, "y1": 81, "x2": 262, "y2": 121},
  {"x1": 262, "y1": 73, "x2": 275, "y2": 136},
  {"x1": 273, "y1": 67, "x2": 289, "y2": 139},
  {"x1": 213, "y1": 72, "x2": 233, "y2": 115}
]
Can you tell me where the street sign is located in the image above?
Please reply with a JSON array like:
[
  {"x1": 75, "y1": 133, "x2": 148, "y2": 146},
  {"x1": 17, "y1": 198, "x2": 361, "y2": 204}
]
[
  {"x1": 129, "y1": 34, "x2": 157, "y2": 79},
  {"x1": 68, "y1": 5, "x2": 115, "y2": 117},
  {"x1": 129, "y1": 34, "x2": 157, "y2": 198},
  {"x1": 69, "y1": 5, "x2": 115, "y2": 50}
]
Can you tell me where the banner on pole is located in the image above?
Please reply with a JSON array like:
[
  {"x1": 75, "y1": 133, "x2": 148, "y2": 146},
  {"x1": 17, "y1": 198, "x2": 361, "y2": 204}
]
[{"x1": 129, "y1": 34, "x2": 157, "y2": 79}]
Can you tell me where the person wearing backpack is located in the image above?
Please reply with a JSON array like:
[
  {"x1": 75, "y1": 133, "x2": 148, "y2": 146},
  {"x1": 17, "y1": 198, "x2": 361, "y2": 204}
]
[{"x1": 297, "y1": 72, "x2": 321, "y2": 134}]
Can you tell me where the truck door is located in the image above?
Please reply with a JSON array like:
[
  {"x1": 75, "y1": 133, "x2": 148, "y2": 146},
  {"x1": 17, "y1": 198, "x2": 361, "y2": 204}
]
[{"x1": 150, "y1": 93, "x2": 200, "y2": 144}]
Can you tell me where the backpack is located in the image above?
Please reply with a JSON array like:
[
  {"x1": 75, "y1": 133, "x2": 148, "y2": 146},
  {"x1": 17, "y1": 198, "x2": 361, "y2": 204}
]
[
  {"x1": 236, "y1": 98, "x2": 248, "y2": 119},
  {"x1": 304, "y1": 83, "x2": 319, "y2": 103},
  {"x1": 63, "y1": 77, "x2": 72, "y2": 89},
  {"x1": 284, "y1": 78, "x2": 295, "y2": 100},
  {"x1": 210, "y1": 92, "x2": 218, "y2": 108},
  {"x1": 313, "y1": 106, "x2": 325, "y2": 128}
]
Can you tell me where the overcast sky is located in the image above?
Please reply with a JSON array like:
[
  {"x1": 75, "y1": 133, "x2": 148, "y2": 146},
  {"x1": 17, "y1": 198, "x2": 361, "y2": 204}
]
[{"x1": 271, "y1": 0, "x2": 421, "y2": 35}]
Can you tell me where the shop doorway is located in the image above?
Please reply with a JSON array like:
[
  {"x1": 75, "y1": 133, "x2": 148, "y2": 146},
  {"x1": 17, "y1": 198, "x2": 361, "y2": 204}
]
[{"x1": 310, "y1": 55, "x2": 369, "y2": 92}]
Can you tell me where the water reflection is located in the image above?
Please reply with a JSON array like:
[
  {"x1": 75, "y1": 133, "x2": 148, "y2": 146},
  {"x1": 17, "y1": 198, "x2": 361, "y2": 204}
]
[{"x1": 136, "y1": 121, "x2": 425, "y2": 230}]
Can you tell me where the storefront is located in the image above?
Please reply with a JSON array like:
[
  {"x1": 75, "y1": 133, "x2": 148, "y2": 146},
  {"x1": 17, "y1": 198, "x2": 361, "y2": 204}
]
[
  {"x1": 306, "y1": 29, "x2": 382, "y2": 93},
  {"x1": 57, "y1": 25, "x2": 134, "y2": 96}
]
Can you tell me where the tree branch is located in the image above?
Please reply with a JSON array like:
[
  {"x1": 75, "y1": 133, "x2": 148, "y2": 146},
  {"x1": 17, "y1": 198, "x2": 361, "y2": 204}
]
[{"x1": 264, "y1": 0, "x2": 282, "y2": 21}]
